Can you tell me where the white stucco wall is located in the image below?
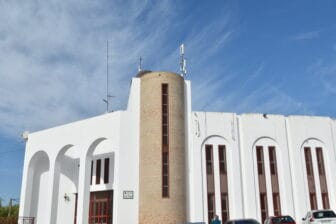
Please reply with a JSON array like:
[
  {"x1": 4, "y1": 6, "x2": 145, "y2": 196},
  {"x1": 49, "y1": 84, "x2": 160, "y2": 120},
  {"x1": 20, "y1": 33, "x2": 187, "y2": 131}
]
[
  {"x1": 286, "y1": 116, "x2": 336, "y2": 221},
  {"x1": 190, "y1": 112, "x2": 243, "y2": 223},
  {"x1": 190, "y1": 113, "x2": 336, "y2": 224},
  {"x1": 19, "y1": 77, "x2": 140, "y2": 224},
  {"x1": 116, "y1": 77, "x2": 140, "y2": 224},
  {"x1": 19, "y1": 111, "x2": 122, "y2": 224},
  {"x1": 239, "y1": 114, "x2": 294, "y2": 220}
]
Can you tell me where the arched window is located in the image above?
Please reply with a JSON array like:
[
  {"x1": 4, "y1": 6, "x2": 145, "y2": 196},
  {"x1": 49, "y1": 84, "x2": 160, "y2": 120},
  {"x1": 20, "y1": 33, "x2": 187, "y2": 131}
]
[
  {"x1": 302, "y1": 140, "x2": 329, "y2": 210},
  {"x1": 203, "y1": 137, "x2": 230, "y2": 224},
  {"x1": 254, "y1": 139, "x2": 281, "y2": 223}
]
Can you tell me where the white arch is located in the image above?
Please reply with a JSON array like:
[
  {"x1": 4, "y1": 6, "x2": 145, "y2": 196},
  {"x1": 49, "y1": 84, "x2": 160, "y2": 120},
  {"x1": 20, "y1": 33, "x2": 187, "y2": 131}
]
[
  {"x1": 300, "y1": 138, "x2": 325, "y2": 152},
  {"x1": 50, "y1": 144, "x2": 78, "y2": 224},
  {"x1": 86, "y1": 137, "x2": 108, "y2": 158},
  {"x1": 251, "y1": 137, "x2": 282, "y2": 221},
  {"x1": 76, "y1": 137, "x2": 111, "y2": 224},
  {"x1": 300, "y1": 137, "x2": 331, "y2": 211},
  {"x1": 251, "y1": 136, "x2": 278, "y2": 151},
  {"x1": 24, "y1": 150, "x2": 50, "y2": 224}
]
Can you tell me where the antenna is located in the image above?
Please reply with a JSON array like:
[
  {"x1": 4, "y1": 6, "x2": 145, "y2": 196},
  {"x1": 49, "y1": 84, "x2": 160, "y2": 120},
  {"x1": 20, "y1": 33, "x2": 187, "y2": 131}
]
[
  {"x1": 103, "y1": 40, "x2": 115, "y2": 113},
  {"x1": 179, "y1": 43, "x2": 187, "y2": 77},
  {"x1": 138, "y1": 56, "x2": 142, "y2": 72}
]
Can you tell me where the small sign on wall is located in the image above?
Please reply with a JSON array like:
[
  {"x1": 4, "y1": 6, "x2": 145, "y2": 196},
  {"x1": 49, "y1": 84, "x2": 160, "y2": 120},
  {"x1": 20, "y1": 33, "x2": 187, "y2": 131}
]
[{"x1": 123, "y1": 191, "x2": 134, "y2": 199}]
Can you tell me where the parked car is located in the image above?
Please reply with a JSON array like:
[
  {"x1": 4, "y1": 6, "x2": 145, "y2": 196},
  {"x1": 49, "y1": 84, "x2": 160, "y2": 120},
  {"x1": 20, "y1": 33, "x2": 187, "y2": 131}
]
[
  {"x1": 225, "y1": 219, "x2": 260, "y2": 224},
  {"x1": 264, "y1": 216, "x2": 296, "y2": 224},
  {"x1": 302, "y1": 210, "x2": 336, "y2": 224}
]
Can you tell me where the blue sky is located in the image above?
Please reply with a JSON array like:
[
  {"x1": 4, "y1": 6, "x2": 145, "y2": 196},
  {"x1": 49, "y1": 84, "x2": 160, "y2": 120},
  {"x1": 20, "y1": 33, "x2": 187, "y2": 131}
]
[{"x1": 1, "y1": 0, "x2": 336, "y2": 204}]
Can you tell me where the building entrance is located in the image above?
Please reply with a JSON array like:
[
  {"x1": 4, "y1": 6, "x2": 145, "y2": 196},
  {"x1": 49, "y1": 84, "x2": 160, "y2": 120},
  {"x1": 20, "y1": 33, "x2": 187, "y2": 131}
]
[{"x1": 88, "y1": 190, "x2": 113, "y2": 224}]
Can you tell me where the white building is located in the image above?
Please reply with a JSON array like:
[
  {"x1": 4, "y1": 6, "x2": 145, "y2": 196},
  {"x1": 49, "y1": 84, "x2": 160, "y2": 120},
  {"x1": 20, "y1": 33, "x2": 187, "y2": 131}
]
[{"x1": 19, "y1": 71, "x2": 336, "y2": 224}]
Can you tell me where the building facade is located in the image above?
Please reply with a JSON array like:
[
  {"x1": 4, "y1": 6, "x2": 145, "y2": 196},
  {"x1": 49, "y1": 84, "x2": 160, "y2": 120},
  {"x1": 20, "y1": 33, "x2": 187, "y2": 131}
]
[{"x1": 19, "y1": 71, "x2": 336, "y2": 224}]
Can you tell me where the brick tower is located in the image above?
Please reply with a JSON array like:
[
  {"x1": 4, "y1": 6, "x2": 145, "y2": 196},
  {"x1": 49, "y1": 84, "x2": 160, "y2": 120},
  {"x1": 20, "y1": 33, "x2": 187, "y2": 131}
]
[{"x1": 138, "y1": 71, "x2": 187, "y2": 224}]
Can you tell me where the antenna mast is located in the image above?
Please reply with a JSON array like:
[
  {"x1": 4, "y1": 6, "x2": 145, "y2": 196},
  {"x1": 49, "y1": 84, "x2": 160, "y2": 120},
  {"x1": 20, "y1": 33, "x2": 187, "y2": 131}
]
[
  {"x1": 180, "y1": 43, "x2": 187, "y2": 77},
  {"x1": 106, "y1": 40, "x2": 109, "y2": 112},
  {"x1": 138, "y1": 56, "x2": 142, "y2": 72},
  {"x1": 103, "y1": 41, "x2": 115, "y2": 113}
]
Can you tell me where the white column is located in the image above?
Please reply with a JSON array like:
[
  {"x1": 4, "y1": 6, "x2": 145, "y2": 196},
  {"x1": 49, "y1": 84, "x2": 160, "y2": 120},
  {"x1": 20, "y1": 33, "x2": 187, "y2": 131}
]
[
  {"x1": 44, "y1": 160, "x2": 56, "y2": 224},
  {"x1": 19, "y1": 157, "x2": 33, "y2": 218},
  {"x1": 236, "y1": 116, "x2": 248, "y2": 218},
  {"x1": 263, "y1": 146, "x2": 274, "y2": 216},
  {"x1": 48, "y1": 162, "x2": 62, "y2": 224},
  {"x1": 76, "y1": 156, "x2": 91, "y2": 224},
  {"x1": 92, "y1": 159, "x2": 96, "y2": 187},
  {"x1": 101, "y1": 158, "x2": 105, "y2": 184}
]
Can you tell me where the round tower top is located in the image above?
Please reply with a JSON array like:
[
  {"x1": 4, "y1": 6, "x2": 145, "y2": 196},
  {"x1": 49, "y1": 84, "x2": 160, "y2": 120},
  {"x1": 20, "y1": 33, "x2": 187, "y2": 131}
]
[{"x1": 136, "y1": 70, "x2": 182, "y2": 79}]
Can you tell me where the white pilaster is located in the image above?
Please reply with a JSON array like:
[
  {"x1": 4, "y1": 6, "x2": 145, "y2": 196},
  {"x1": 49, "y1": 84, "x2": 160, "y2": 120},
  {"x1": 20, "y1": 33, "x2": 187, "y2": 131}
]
[
  {"x1": 263, "y1": 146, "x2": 274, "y2": 216},
  {"x1": 76, "y1": 156, "x2": 91, "y2": 224},
  {"x1": 19, "y1": 154, "x2": 32, "y2": 218},
  {"x1": 44, "y1": 160, "x2": 56, "y2": 224}
]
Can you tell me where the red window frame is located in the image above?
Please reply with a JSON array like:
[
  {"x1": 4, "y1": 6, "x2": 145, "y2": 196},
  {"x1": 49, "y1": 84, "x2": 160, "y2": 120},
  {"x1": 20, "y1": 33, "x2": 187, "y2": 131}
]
[{"x1": 88, "y1": 191, "x2": 113, "y2": 224}]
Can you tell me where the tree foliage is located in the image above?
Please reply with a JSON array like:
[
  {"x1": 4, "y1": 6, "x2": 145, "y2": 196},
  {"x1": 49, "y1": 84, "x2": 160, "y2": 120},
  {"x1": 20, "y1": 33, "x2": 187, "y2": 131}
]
[{"x1": 0, "y1": 205, "x2": 19, "y2": 217}]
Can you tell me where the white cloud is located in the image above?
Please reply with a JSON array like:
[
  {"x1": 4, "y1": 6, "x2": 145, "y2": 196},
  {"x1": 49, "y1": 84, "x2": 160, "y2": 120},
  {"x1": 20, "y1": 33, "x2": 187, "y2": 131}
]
[
  {"x1": 0, "y1": 0, "x2": 178, "y2": 137},
  {"x1": 307, "y1": 60, "x2": 336, "y2": 95},
  {"x1": 0, "y1": 0, "x2": 312, "y2": 139},
  {"x1": 290, "y1": 30, "x2": 320, "y2": 40}
]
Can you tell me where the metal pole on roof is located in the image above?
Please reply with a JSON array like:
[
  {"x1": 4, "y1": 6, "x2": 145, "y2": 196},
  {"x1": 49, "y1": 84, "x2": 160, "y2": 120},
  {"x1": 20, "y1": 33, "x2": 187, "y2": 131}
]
[{"x1": 103, "y1": 41, "x2": 115, "y2": 113}]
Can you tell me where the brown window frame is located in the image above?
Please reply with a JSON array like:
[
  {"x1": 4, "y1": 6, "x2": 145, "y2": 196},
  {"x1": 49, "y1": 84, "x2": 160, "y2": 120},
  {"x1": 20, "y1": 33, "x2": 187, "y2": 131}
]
[
  {"x1": 218, "y1": 145, "x2": 227, "y2": 175},
  {"x1": 256, "y1": 146, "x2": 264, "y2": 175},
  {"x1": 268, "y1": 146, "x2": 281, "y2": 216},
  {"x1": 269, "y1": 146, "x2": 277, "y2": 175},
  {"x1": 205, "y1": 144, "x2": 215, "y2": 224},
  {"x1": 221, "y1": 193, "x2": 229, "y2": 223},
  {"x1": 305, "y1": 147, "x2": 317, "y2": 210},
  {"x1": 162, "y1": 83, "x2": 169, "y2": 198},
  {"x1": 310, "y1": 193, "x2": 317, "y2": 210},
  {"x1": 304, "y1": 147, "x2": 313, "y2": 176},
  {"x1": 272, "y1": 193, "x2": 281, "y2": 216},
  {"x1": 206, "y1": 145, "x2": 214, "y2": 175},
  {"x1": 162, "y1": 151, "x2": 169, "y2": 197},
  {"x1": 90, "y1": 161, "x2": 93, "y2": 185},
  {"x1": 208, "y1": 193, "x2": 216, "y2": 224},
  {"x1": 218, "y1": 145, "x2": 230, "y2": 222},
  {"x1": 260, "y1": 192, "x2": 268, "y2": 223},
  {"x1": 316, "y1": 147, "x2": 329, "y2": 209},
  {"x1": 96, "y1": 159, "x2": 101, "y2": 185},
  {"x1": 256, "y1": 146, "x2": 268, "y2": 223},
  {"x1": 316, "y1": 147, "x2": 326, "y2": 176},
  {"x1": 104, "y1": 158, "x2": 110, "y2": 184},
  {"x1": 322, "y1": 192, "x2": 330, "y2": 209}
]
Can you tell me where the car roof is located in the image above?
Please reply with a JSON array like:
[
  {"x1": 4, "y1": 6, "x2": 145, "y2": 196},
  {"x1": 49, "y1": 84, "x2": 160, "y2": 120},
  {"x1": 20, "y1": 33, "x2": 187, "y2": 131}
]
[
  {"x1": 271, "y1": 215, "x2": 292, "y2": 217},
  {"x1": 310, "y1": 210, "x2": 334, "y2": 212},
  {"x1": 227, "y1": 219, "x2": 258, "y2": 222}
]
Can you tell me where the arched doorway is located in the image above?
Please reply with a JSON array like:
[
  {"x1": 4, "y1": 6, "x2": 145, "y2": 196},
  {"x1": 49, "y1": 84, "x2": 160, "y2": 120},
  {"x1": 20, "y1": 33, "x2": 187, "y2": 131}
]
[
  {"x1": 49, "y1": 145, "x2": 79, "y2": 224},
  {"x1": 76, "y1": 138, "x2": 115, "y2": 224}
]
